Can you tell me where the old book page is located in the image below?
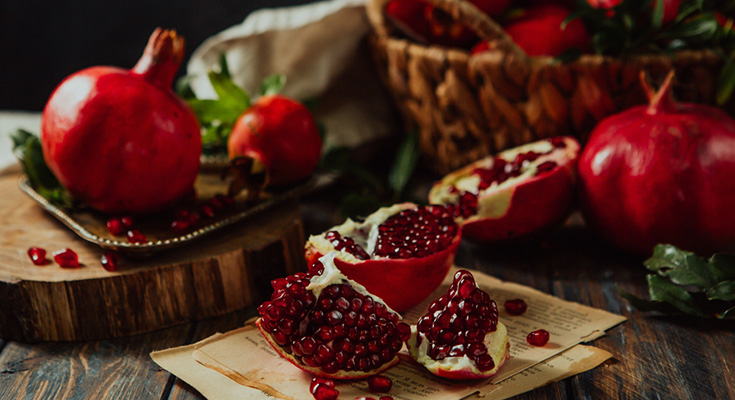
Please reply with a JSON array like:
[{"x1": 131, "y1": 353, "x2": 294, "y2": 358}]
[{"x1": 152, "y1": 267, "x2": 625, "y2": 399}]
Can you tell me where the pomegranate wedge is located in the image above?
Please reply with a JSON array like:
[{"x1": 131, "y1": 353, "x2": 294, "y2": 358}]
[
  {"x1": 305, "y1": 203, "x2": 461, "y2": 312},
  {"x1": 429, "y1": 137, "x2": 580, "y2": 242},
  {"x1": 407, "y1": 270, "x2": 510, "y2": 379},
  {"x1": 256, "y1": 252, "x2": 410, "y2": 379}
]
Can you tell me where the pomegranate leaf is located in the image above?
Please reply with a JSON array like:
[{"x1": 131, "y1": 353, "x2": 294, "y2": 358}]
[
  {"x1": 10, "y1": 129, "x2": 73, "y2": 207},
  {"x1": 619, "y1": 244, "x2": 735, "y2": 319},
  {"x1": 260, "y1": 74, "x2": 286, "y2": 96},
  {"x1": 388, "y1": 131, "x2": 419, "y2": 200},
  {"x1": 207, "y1": 71, "x2": 250, "y2": 110}
]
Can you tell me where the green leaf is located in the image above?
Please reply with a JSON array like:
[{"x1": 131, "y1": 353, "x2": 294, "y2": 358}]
[
  {"x1": 208, "y1": 71, "x2": 250, "y2": 110},
  {"x1": 716, "y1": 57, "x2": 735, "y2": 105},
  {"x1": 187, "y1": 98, "x2": 244, "y2": 125},
  {"x1": 260, "y1": 74, "x2": 286, "y2": 96},
  {"x1": 644, "y1": 244, "x2": 716, "y2": 288},
  {"x1": 175, "y1": 75, "x2": 196, "y2": 100},
  {"x1": 10, "y1": 129, "x2": 72, "y2": 207},
  {"x1": 218, "y1": 53, "x2": 231, "y2": 79},
  {"x1": 720, "y1": 305, "x2": 735, "y2": 319},
  {"x1": 647, "y1": 274, "x2": 707, "y2": 316},
  {"x1": 388, "y1": 131, "x2": 419, "y2": 199},
  {"x1": 707, "y1": 280, "x2": 735, "y2": 301},
  {"x1": 710, "y1": 253, "x2": 735, "y2": 281},
  {"x1": 617, "y1": 284, "x2": 678, "y2": 313},
  {"x1": 320, "y1": 147, "x2": 384, "y2": 193},
  {"x1": 652, "y1": 0, "x2": 664, "y2": 30}
]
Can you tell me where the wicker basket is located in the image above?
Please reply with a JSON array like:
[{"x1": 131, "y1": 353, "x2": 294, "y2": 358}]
[{"x1": 366, "y1": 0, "x2": 727, "y2": 175}]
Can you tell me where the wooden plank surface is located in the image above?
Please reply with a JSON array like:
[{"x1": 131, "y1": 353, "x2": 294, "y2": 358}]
[{"x1": 1, "y1": 183, "x2": 734, "y2": 399}]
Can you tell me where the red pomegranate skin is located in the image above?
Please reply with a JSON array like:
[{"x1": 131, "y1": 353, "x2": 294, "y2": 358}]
[
  {"x1": 228, "y1": 95, "x2": 321, "y2": 187},
  {"x1": 41, "y1": 29, "x2": 201, "y2": 214},
  {"x1": 504, "y1": 5, "x2": 591, "y2": 57},
  {"x1": 578, "y1": 73, "x2": 735, "y2": 255}
]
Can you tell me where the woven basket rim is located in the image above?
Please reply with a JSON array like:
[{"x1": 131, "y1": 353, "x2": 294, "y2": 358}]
[{"x1": 373, "y1": 34, "x2": 722, "y2": 67}]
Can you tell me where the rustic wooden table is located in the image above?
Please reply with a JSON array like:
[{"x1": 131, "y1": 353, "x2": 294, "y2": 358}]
[{"x1": 1, "y1": 178, "x2": 734, "y2": 400}]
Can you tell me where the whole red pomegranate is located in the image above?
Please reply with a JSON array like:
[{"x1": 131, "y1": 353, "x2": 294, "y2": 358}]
[
  {"x1": 41, "y1": 28, "x2": 201, "y2": 214},
  {"x1": 305, "y1": 203, "x2": 461, "y2": 312},
  {"x1": 228, "y1": 95, "x2": 321, "y2": 187},
  {"x1": 256, "y1": 252, "x2": 411, "y2": 379},
  {"x1": 503, "y1": 5, "x2": 591, "y2": 57},
  {"x1": 578, "y1": 71, "x2": 735, "y2": 255}
]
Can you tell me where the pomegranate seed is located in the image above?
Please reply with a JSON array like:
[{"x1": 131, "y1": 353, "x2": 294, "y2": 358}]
[
  {"x1": 126, "y1": 230, "x2": 147, "y2": 244},
  {"x1": 199, "y1": 204, "x2": 215, "y2": 218},
  {"x1": 536, "y1": 161, "x2": 557, "y2": 174},
  {"x1": 53, "y1": 248, "x2": 79, "y2": 268},
  {"x1": 549, "y1": 137, "x2": 567, "y2": 148},
  {"x1": 353, "y1": 397, "x2": 377, "y2": 400},
  {"x1": 106, "y1": 217, "x2": 125, "y2": 235},
  {"x1": 380, "y1": 397, "x2": 394, "y2": 400},
  {"x1": 120, "y1": 215, "x2": 135, "y2": 227},
  {"x1": 27, "y1": 247, "x2": 48, "y2": 265},
  {"x1": 368, "y1": 375, "x2": 392, "y2": 393},
  {"x1": 504, "y1": 299, "x2": 527, "y2": 315},
  {"x1": 171, "y1": 219, "x2": 191, "y2": 234},
  {"x1": 310, "y1": 377, "x2": 335, "y2": 393},
  {"x1": 527, "y1": 329, "x2": 550, "y2": 346},
  {"x1": 101, "y1": 251, "x2": 119, "y2": 271},
  {"x1": 373, "y1": 205, "x2": 457, "y2": 259},
  {"x1": 311, "y1": 383, "x2": 339, "y2": 400}
]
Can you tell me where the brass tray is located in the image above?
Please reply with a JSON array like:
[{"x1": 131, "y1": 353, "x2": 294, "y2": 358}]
[{"x1": 18, "y1": 171, "x2": 333, "y2": 256}]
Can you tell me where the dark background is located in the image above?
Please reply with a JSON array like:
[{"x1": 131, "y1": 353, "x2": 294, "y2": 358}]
[{"x1": 0, "y1": 0, "x2": 314, "y2": 111}]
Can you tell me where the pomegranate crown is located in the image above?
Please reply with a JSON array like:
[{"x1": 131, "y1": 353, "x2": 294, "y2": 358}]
[
  {"x1": 132, "y1": 28, "x2": 185, "y2": 89},
  {"x1": 642, "y1": 70, "x2": 677, "y2": 115}
]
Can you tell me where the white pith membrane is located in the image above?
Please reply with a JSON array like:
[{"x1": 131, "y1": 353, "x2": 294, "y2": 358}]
[
  {"x1": 306, "y1": 252, "x2": 399, "y2": 317},
  {"x1": 429, "y1": 138, "x2": 577, "y2": 220},
  {"x1": 307, "y1": 203, "x2": 416, "y2": 262},
  {"x1": 407, "y1": 322, "x2": 509, "y2": 377}
]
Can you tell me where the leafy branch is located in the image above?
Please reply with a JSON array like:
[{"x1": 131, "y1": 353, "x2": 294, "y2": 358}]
[{"x1": 618, "y1": 244, "x2": 735, "y2": 319}]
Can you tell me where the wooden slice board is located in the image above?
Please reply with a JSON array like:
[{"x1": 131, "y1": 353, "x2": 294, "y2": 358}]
[{"x1": 0, "y1": 171, "x2": 307, "y2": 342}]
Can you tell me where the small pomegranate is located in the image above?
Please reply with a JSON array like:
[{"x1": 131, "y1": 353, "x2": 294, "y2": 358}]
[
  {"x1": 527, "y1": 329, "x2": 549, "y2": 346},
  {"x1": 578, "y1": 71, "x2": 735, "y2": 255},
  {"x1": 256, "y1": 252, "x2": 410, "y2": 379},
  {"x1": 503, "y1": 5, "x2": 591, "y2": 57},
  {"x1": 429, "y1": 137, "x2": 580, "y2": 242},
  {"x1": 27, "y1": 247, "x2": 49, "y2": 266},
  {"x1": 305, "y1": 203, "x2": 461, "y2": 312},
  {"x1": 407, "y1": 270, "x2": 510, "y2": 379},
  {"x1": 228, "y1": 95, "x2": 321, "y2": 188},
  {"x1": 41, "y1": 28, "x2": 201, "y2": 214}
]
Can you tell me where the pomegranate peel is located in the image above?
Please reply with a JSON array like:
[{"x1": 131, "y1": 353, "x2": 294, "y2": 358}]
[
  {"x1": 305, "y1": 203, "x2": 461, "y2": 312},
  {"x1": 256, "y1": 252, "x2": 405, "y2": 380},
  {"x1": 429, "y1": 137, "x2": 580, "y2": 242}
]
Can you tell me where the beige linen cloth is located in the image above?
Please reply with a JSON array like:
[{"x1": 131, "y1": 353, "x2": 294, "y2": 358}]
[{"x1": 186, "y1": 0, "x2": 398, "y2": 149}]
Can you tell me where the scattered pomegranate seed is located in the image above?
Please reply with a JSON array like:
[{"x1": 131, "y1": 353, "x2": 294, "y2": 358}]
[
  {"x1": 311, "y1": 382, "x2": 339, "y2": 400},
  {"x1": 199, "y1": 204, "x2": 215, "y2": 218},
  {"x1": 379, "y1": 397, "x2": 394, "y2": 400},
  {"x1": 126, "y1": 230, "x2": 147, "y2": 244},
  {"x1": 353, "y1": 397, "x2": 376, "y2": 400},
  {"x1": 368, "y1": 375, "x2": 392, "y2": 393},
  {"x1": 527, "y1": 329, "x2": 550, "y2": 346},
  {"x1": 27, "y1": 247, "x2": 49, "y2": 265},
  {"x1": 310, "y1": 377, "x2": 335, "y2": 393},
  {"x1": 106, "y1": 217, "x2": 125, "y2": 236},
  {"x1": 171, "y1": 219, "x2": 191, "y2": 234},
  {"x1": 53, "y1": 248, "x2": 79, "y2": 268},
  {"x1": 120, "y1": 215, "x2": 135, "y2": 227},
  {"x1": 504, "y1": 299, "x2": 527, "y2": 315},
  {"x1": 101, "y1": 251, "x2": 119, "y2": 271}
]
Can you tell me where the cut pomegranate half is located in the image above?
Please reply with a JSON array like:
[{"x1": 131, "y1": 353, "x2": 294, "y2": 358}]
[
  {"x1": 256, "y1": 252, "x2": 410, "y2": 380},
  {"x1": 406, "y1": 270, "x2": 510, "y2": 380},
  {"x1": 304, "y1": 203, "x2": 461, "y2": 312},
  {"x1": 429, "y1": 137, "x2": 580, "y2": 242}
]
